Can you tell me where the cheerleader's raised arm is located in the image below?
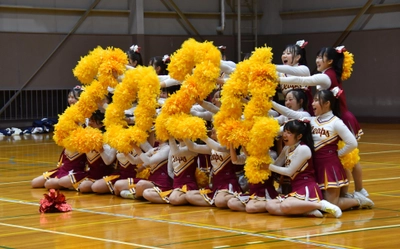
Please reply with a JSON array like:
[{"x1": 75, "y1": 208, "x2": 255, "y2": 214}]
[
  {"x1": 276, "y1": 64, "x2": 310, "y2": 77},
  {"x1": 229, "y1": 143, "x2": 246, "y2": 165},
  {"x1": 272, "y1": 101, "x2": 311, "y2": 120},
  {"x1": 99, "y1": 144, "x2": 117, "y2": 165},
  {"x1": 138, "y1": 143, "x2": 170, "y2": 166},
  {"x1": 279, "y1": 73, "x2": 331, "y2": 90},
  {"x1": 201, "y1": 137, "x2": 229, "y2": 153},
  {"x1": 184, "y1": 139, "x2": 212, "y2": 155}
]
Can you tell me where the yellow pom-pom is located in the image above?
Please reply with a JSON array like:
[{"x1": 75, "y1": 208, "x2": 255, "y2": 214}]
[
  {"x1": 136, "y1": 167, "x2": 150, "y2": 179},
  {"x1": 247, "y1": 117, "x2": 280, "y2": 157},
  {"x1": 195, "y1": 168, "x2": 209, "y2": 189},
  {"x1": 213, "y1": 46, "x2": 279, "y2": 184},
  {"x1": 244, "y1": 156, "x2": 272, "y2": 184},
  {"x1": 166, "y1": 114, "x2": 208, "y2": 141},
  {"x1": 65, "y1": 126, "x2": 103, "y2": 153},
  {"x1": 342, "y1": 51, "x2": 354, "y2": 81},
  {"x1": 156, "y1": 39, "x2": 220, "y2": 140},
  {"x1": 103, "y1": 66, "x2": 160, "y2": 153},
  {"x1": 54, "y1": 46, "x2": 128, "y2": 153},
  {"x1": 73, "y1": 46, "x2": 104, "y2": 85},
  {"x1": 338, "y1": 140, "x2": 360, "y2": 170},
  {"x1": 214, "y1": 46, "x2": 278, "y2": 150}
]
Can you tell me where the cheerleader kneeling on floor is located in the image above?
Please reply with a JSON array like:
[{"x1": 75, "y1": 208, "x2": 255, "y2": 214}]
[{"x1": 265, "y1": 119, "x2": 342, "y2": 218}]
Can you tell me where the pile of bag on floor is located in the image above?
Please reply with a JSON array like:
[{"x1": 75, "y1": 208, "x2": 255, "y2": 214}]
[{"x1": 0, "y1": 118, "x2": 57, "y2": 136}]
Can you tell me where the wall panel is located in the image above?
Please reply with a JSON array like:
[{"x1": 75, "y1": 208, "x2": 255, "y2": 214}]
[{"x1": 1, "y1": 30, "x2": 399, "y2": 122}]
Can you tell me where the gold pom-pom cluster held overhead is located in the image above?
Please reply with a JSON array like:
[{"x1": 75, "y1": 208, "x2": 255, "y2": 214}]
[
  {"x1": 155, "y1": 38, "x2": 221, "y2": 142},
  {"x1": 53, "y1": 46, "x2": 128, "y2": 153},
  {"x1": 213, "y1": 46, "x2": 280, "y2": 184},
  {"x1": 103, "y1": 66, "x2": 160, "y2": 154}
]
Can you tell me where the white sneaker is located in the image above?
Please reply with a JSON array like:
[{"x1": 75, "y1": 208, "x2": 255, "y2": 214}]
[
  {"x1": 354, "y1": 192, "x2": 374, "y2": 209},
  {"x1": 355, "y1": 188, "x2": 369, "y2": 197},
  {"x1": 320, "y1": 200, "x2": 342, "y2": 218},
  {"x1": 120, "y1": 190, "x2": 135, "y2": 199},
  {"x1": 304, "y1": 209, "x2": 323, "y2": 218}
]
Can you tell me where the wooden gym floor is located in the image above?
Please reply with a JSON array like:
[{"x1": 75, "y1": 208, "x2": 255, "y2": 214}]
[{"x1": 0, "y1": 123, "x2": 399, "y2": 248}]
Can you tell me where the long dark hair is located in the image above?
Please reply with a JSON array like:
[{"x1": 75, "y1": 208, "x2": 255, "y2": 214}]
[
  {"x1": 315, "y1": 90, "x2": 341, "y2": 118},
  {"x1": 317, "y1": 47, "x2": 344, "y2": 83},
  {"x1": 90, "y1": 110, "x2": 106, "y2": 133},
  {"x1": 284, "y1": 44, "x2": 307, "y2": 66},
  {"x1": 127, "y1": 46, "x2": 143, "y2": 66},
  {"x1": 286, "y1": 89, "x2": 308, "y2": 112},
  {"x1": 283, "y1": 119, "x2": 314, "y2": 153},
  {"x1": 152, "y1": 55, "x2": 170, "y2": 75}
]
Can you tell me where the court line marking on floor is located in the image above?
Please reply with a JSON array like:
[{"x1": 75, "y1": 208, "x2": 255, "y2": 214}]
[
  {"x1": 0, "y1": 198, "x2": 354, "y2": 249},
  {"x1": 0, "y1": 222, "x2": 162, "y2": 249},
  {"x1": 1, "y1": 175, "x2": 400, "y2": 188},
  {"x1": 362, "y1": 176, "x2": 400, "y2": 182},
  {"x1": 86, "y1": 201, "x2": 150, "y2": 209},
  {"x1": 290, "y1": 224, "x2": 400, "y2": 240},
  {"x1": 0, "y1": 157, "x2": 55, "y2": 164},
  {"x1": 373, "y1": 189, "x2": 400, "y2": 194},
  {"x1": 360, "y1": 150, "x2": 400, "y2": 155},
  {"x1": 358, "y1": 142, "x2": 400, "y2": 146},
  {"x1": 0, "y1": 181, "x2": 31, "y2": 185},
  {"x1": 359, "y1": 162, "x2": 399, "y2": 167},
  {"x1": 0, "y1": 142, "x2": 56, "y2": 148}
]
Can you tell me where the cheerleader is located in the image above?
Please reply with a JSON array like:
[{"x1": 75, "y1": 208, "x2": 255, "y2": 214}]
[
  {"x1": 120, "y1": 139, "x2": 172, "y2": 202},
  {"x1": 276, "y1": 40, "x2": 310, "y2": 80},
  {"x1": 275, "y1": 40, "x2": 314, "y2": 115},
  {"x1": 270, "y1": 88, "x2": 312, "y2": 193},
  {"x1": 278, "y1": 46, "x2": 368, "y2": 198},
  {"x1": 308, "y1": 90, "x2": 373, "y2": 210},
  {"x1": 31, "y1": 86, "x2": 86, "y2": 189},
  {"x1": 151, "y1": 54, "x2": 170, "y2": 75},
  {"x1": 184, "y1": 129, "x2": 242, "y2": 208},
  {"x1": 162, "y1": 137, "x2": 200, "y2": 205},
  {"x1": 265, "y1": 119, "x2": 342, "y2": 218},
  {"x1": 272, "y1": 89, "x2": 311, "y2": 126},
  {"x1": 227, "y1": 144, "x2": 278, "y2": 213},
  {"x1": 127, "y1": 44, "x2": 143, "y2": 68},
  {"x1": 157, "y1": 55, "x2": 181, "y2": 90},
  {"x1": 57, "y1": 111, "x2": 117, "y2": 192},
  {"x1": 32, "y1": 149, "x2": 86, "y2": 189},
  {"x1": 91, "y1": 141, "x2": 152, "y2": 195}
]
